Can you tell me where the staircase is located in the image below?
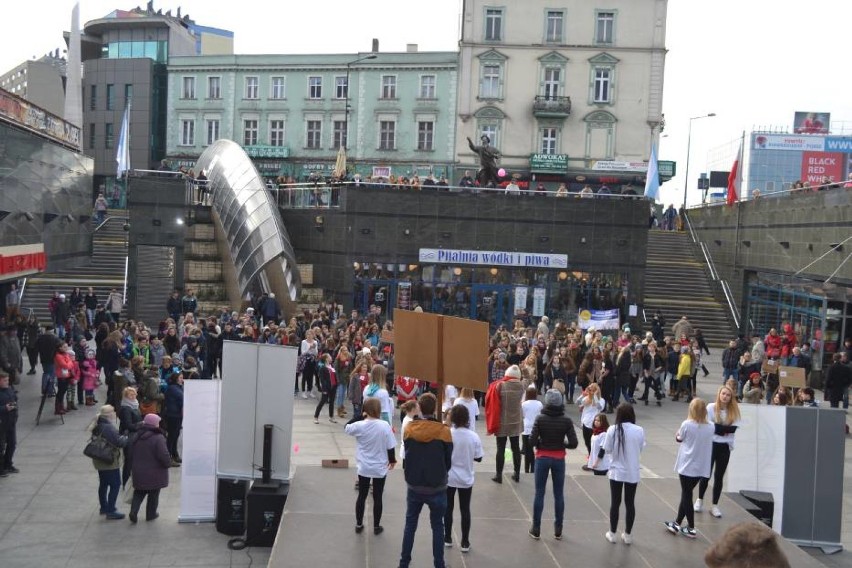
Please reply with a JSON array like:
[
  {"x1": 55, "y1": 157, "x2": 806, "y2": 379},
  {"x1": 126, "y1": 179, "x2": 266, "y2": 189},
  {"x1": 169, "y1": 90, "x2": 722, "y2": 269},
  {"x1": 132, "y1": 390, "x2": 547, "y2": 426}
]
[
  {"x1": 643, "y1": 230, "x2": 735, "y2": 348},
  {"x1": 20, "y1": 210, "x2": 128, "y2": 323}
]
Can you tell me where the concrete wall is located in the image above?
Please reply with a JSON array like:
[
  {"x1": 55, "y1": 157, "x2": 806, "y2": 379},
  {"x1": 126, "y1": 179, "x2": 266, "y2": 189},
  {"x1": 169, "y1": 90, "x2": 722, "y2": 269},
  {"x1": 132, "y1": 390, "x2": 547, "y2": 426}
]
[
  {"x1": 687, "y1": 188, "x2": 852, "y2": 311},
  {"x1": 280, "y1": 190, "x2": 649, "y2": 312}
]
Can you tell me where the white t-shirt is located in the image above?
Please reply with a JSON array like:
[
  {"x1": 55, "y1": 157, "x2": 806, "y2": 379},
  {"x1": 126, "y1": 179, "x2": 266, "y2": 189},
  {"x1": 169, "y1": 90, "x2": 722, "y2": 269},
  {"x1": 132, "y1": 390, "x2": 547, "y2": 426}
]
[
  {"x1": 707, "y1": 402, "x2": 740, "y2": 449},
  {"x1": 448, "y1": 426, "x2": 484, "y2": 489},
  {"x1": 521, "y1": 399, "x2": 544, "y2": 435},
  {"x1": 674, "y1": 420, "x2": 714, "y2": 478},
  {"x1": 604, "y1": 422, "x2": 646, "y2": 484},
  {"x1": 363, "y1": 386, "x2": 394, "y2": 424},
  {"x1": 453, "y1": 397, "x2": 479, "y2": 430},
  {"x1": 589, "y1": 431, "x2": 612, "y2": 472},
  {"x1": 399, "y1": 414, "x2": 414, "y2": 460},
  {"x1": 344, "y1": 418, "x2": 396, "y2": 478},
  {"x1": 576, "y1": 395, "x2": 606, "y2": 429},
  {"x1": 442, "y1": 385, "x2": 459, "y2": 412},
  {"x1": 300, "y1": 339, "x2": 318, "y2": 357}
]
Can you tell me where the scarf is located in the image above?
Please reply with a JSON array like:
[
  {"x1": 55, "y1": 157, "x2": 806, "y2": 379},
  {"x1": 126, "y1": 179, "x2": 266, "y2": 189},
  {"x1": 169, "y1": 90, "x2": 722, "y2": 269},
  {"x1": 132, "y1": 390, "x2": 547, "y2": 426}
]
[
  {"x1": 364, "y1": 383, "x2": 380, "y2": 398},
  {"x1": 592, "y1": 426, "x2": 607, "y2": 436},
  {"x1": 121, "y1": 397, "x2": 139, "y2": 411}
]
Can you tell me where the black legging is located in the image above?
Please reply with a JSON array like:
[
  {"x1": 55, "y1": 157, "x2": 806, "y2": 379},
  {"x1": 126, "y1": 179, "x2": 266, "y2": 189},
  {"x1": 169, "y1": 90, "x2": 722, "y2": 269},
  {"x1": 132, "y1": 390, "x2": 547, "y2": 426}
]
[
  {"x1": 609, "y1": 480, "x2": 638, "y2": 534},
  {"x1": 314, "y1": 385, "x2": 337, "y2": 419},
  {"x1": 676, "y1": 474, "x2": 701, "y2": 528},
  {"x1": 26, "y1": 347, "x2": 38, "y2": 371},
  {"x1": 301, "y1": 359, "x2": 316, "y2": 392},
  {"x1": 355, "y1": 475, "x2": 386, "y2": 527},
  {"x1": 445, "y1": 486, "x2": 472, "y2": 544},
  {"x1": 166, "y1": 416, "x2": 182, "y2": 459},
  {"x1": 698, "y1": 442, "x2": 731, "y2": 505},
  {"x1": 495, "y1": 435, "x2": 521, "y2": 476},
  {"x1": 521, "y1": 434, "x2": 535, "y2": 473},
  {"x1": 582, "y1": 425, "x2": 593, "y2": 457}
]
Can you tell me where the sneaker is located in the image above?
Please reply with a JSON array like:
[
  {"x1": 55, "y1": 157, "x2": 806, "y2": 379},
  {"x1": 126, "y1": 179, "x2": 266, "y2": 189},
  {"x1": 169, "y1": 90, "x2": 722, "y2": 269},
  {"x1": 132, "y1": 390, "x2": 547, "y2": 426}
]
[
  {"x1": 355, "y1": 524, "x2": 364, "y2": 534},
  {"x1": 128, "y1": 512, "x2": 138, "y2": 524},
  {"x1": 0, "y1": 470, "x2": 8, "y2": 478},
  {"x1": 105, "y1": 512, "x2": 125, "y2": 520},
  {"x1": 313, "y1": 417, "x2": 319, "y2": 424},
  {"x1": 693, "y1": 498, "x2": 703, "y2": 512},
  {"x1": 554, "y1": 527, "x2": 562, "y2": 540},
  {"x1": 444, "y1": 539, "x2": 453, "y2": 548},
  {"x1": 301, "y1": 392, "x2": 308, "y2": 399},
  {"x1": 680, "y1": 526, "x2": 697, "y2": 539},
  {"x1": 309, "y1": 392, "x2": 317, "y2": 399},
  {"x1": 581, "y1": 465, "x2": 592, "y2": 471},
  {"x1": 6, "y1": 466, "x2": 19, "y2": 474},
  {"x1": 460, "y1": 541, "x2": 471, "y2": 553},
  {"x1": 664, "y1": 521, "x2": 680, "y2": 535},
  {"x1": 529, "y1": 527, "x2": 540, "y2": 540},
  {"x1": 491, "y1": 475, "x2": 502, "y2": 484},
  {"x1": 329, "y1": 417, "x2": 338, "y2": 424},
  {"x1": 373, "y1": 526, "x2": 383, "y2": 535},
  {"x1": 511, "y1": 472, "x2": 520, "y2": 483},
  {"x1": 604, "y1": 531, "x2": 617, "y2": 543},
  {"x1": 711, "y1": 506, "x2": 722, "y2": 518},
  {"x1": 621, "y1": 532, "x2": 632, "y2": 545}
]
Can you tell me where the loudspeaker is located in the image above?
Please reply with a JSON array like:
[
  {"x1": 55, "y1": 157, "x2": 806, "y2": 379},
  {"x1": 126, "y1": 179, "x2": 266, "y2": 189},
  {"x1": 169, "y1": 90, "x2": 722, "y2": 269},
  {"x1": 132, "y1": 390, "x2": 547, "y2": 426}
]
[
  {"x1": 245, "y1": 482, "x2": 290, "y2": 547},
  {"x1": 216, "y1": 478, "x2": 248, "y2": 536}
]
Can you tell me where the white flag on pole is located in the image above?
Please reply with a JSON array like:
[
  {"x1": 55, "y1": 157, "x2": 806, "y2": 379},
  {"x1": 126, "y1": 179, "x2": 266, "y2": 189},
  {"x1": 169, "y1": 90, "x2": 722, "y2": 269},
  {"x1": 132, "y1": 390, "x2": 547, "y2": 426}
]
[{"x1": 116, "y1": 105, "x2": 130, "y2": 178}]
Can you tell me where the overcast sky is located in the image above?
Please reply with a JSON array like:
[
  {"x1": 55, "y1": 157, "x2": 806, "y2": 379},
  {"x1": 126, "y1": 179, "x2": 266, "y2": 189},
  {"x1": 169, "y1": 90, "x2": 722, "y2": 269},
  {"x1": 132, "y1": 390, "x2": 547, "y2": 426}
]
[{"x1": 4, "y1": 0, "x2": 851, "y2": 205}]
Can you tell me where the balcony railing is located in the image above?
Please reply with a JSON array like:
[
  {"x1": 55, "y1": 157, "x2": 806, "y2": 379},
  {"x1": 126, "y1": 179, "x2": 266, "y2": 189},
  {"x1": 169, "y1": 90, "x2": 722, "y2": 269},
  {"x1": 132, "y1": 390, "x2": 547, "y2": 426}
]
[{"x1": 533, "y1": 95, "x2": 572, "y2": 116}]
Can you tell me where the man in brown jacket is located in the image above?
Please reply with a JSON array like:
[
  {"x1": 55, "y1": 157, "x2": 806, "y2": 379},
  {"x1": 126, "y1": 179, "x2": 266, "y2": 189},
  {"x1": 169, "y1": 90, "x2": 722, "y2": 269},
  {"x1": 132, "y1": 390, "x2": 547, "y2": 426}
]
[{"x1": 485, "y1": 364, "x2": 525, "y2": 483}]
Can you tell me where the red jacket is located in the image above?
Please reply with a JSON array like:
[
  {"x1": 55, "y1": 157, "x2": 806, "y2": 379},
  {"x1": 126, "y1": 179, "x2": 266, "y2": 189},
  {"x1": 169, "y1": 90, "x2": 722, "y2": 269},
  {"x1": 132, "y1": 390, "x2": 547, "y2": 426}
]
[
  {"x1": 54, "y1": 351, "x2": 76, "y2": 382},
  {"x1": 395, "y1": 376, "x2": 418, "y2": 402},
  {"x1": 765, "y1": 334, "x2": 782, "y2": 359}
]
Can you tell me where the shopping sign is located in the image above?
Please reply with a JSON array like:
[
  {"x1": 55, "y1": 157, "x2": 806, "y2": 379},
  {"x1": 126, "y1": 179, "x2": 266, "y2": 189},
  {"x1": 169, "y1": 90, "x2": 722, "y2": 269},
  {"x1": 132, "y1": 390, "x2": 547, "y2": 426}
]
[{"x1": 577, "y1": 308, "x2": 620, "y2": 330}]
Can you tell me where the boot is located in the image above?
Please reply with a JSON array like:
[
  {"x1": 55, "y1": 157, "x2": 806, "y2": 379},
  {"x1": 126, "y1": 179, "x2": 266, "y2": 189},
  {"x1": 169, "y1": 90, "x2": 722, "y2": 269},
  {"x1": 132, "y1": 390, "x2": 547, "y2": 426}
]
[
  {"x1": 54, "y1": 401, "x2": 66, "y2": 415},
  {"x1": 85, "y1": 396, "x2": 95, "y2": 406},
  {"x1": 67, "y1": 400, "x2": 78, "y2": 411}
]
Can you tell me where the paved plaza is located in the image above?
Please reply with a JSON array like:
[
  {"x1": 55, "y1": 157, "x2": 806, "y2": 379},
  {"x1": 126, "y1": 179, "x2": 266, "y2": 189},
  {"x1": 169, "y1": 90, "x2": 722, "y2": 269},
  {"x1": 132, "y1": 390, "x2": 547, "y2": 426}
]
[{"x1": 1, "y1": 349, "x2": 851, "y2": 567}]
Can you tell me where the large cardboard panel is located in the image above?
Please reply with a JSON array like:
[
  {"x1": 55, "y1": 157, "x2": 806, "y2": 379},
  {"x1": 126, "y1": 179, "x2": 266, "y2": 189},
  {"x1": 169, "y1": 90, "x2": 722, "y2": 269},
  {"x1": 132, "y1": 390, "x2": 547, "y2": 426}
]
[
  {"x1": 442, "y1": 315, "x2": 489, "y2": 391},
  {"x1": 393, "y1": 309, "x2": 440, "y2": 383},
  {"x1": 778, "y1": 366, "x2": 806, "y2": 388}
]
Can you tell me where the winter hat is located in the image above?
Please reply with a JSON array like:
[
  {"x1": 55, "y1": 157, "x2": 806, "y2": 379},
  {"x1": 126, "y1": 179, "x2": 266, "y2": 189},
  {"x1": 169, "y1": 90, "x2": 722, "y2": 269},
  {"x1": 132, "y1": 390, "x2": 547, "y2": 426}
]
[
  {"x1": 544, "y1": 389, "x2": 564, "y2": 407},
  {"x1": 749, "y1": 372, "x2": 761, "y2": 380},
  {"x1": 86, "y1": 349, "x2": 95, "y2": 357},
  {"x1": 143, "y1": 413, "x2": 161, "y2": 427},
  {"x1": 505, "y1": 365, "x2": 521, "y2": 379},
  {"x1": 98, "y1": 405, "x2": 115, "y2": 418},
  {"x1": 59, "y1": 294, "x2": 65, "y2": 299}
]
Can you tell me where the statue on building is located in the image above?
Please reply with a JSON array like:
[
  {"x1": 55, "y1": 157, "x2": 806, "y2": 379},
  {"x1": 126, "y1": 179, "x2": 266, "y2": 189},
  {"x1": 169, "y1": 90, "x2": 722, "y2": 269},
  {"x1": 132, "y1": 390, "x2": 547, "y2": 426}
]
[{"x1": 467, "y1": 135, "x2": 501, "y2": 188}]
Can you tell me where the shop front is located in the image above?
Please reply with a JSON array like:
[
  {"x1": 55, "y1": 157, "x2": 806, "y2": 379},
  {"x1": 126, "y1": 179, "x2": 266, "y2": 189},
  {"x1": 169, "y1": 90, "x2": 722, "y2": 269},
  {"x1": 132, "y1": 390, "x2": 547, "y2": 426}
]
[{"x1": 352, "y1": 248, "x2": 628, "y2": 330}]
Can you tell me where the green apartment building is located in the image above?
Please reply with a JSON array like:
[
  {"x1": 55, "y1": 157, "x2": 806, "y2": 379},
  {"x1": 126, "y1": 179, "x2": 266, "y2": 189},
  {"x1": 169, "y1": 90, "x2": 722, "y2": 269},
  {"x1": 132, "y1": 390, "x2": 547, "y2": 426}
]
[{"x1": 165, "y1": 50, "x2": 458, "y2": 181}]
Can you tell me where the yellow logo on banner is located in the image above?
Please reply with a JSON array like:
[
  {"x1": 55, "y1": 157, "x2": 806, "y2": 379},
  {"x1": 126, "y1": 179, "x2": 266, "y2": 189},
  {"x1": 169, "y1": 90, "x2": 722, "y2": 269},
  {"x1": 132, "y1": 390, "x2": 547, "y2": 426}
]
[{"x1": 579, "y1": 310, "x2": 592, "y2": 321}]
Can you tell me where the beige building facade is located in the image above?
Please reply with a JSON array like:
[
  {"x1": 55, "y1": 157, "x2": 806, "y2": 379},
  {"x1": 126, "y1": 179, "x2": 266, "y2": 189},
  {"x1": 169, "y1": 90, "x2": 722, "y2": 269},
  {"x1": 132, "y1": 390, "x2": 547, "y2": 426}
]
[{"x1": 455, "y1": 0, "x2": 668, "y2": 188}]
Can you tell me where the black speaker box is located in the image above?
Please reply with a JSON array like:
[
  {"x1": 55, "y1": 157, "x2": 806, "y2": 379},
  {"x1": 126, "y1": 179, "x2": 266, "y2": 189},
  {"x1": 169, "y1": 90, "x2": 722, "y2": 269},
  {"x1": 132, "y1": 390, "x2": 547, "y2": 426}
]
[
  {"x1": 245, "y1": 482, "x2": 290, "y2": 547},
  {"x1": 216, "y1": 478, "x2": 248, "y2": 536}
]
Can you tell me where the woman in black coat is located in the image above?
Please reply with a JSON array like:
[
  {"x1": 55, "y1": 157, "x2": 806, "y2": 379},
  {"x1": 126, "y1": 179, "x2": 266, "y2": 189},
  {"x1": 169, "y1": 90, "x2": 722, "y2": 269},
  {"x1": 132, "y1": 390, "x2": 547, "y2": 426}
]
[
  {"x1": 825, "y1": 354, "x2": 852, "y2": 408},
  {"x1": 128, "y1": 413, "x2": 171, "y2": 523}
]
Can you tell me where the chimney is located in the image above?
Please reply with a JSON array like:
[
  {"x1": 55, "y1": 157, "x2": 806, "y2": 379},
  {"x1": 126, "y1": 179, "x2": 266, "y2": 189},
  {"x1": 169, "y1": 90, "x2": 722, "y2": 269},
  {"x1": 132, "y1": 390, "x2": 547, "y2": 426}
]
[
  {"x1": 406, "y1": 44, "x2": 418, "y2": 53},
  {"x1": 371, "y1": 38, "x2": 379, "y2": 53}
]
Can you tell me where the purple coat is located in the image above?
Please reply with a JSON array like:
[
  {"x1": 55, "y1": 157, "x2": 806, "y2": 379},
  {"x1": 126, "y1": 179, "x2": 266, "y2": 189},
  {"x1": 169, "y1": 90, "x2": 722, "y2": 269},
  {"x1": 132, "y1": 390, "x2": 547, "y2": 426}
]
[{"x1": 129, "y1": 424, "x2": 171, "y2": 490}]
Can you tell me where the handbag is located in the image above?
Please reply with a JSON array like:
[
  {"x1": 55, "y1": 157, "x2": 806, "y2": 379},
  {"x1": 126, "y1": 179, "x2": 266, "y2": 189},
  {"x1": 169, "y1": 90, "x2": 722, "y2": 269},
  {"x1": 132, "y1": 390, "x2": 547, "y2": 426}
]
[{"x1": 83, "y1": 432, "x2": 115, "y2": 463}]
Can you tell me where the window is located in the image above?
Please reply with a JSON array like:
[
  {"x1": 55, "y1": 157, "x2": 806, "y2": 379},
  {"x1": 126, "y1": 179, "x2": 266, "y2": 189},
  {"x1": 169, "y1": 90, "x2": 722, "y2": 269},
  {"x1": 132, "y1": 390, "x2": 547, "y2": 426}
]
[
  {"x1": 243, "y1": 119, "x2": 258, "y2": 146},
  {"x1": 270, "y1": 76, "x2": 286, "y2": 99},
  {"x1": 306, "y1": 120, "x2": 322, "y2": 149},
  {"x1": 106, "y1": 84, "x2": 115, "y2": 110},
  {"x1": 333, "y1": 120, "x2": 347, "y2": 149},
  {"x1": 480, "y1": 64, "x2": 502, "y2": 99},
  {"x1": 206, "y1": 119, "x2": 220, "y2": 145},
  {"x1": 596, "y1": 11, "x2": 615, "y2": 44},
  {"x1": 478, "y1": 120, "x2": 501, "y2": 149},
  {"x1": 540, "y1": 127, "x2": 558, "y2": 154},
  {"x1": 594, "y1": 68, "x2": 612, "y2": 103},
  {"x1": 380, "y1": 75, "x2": 397, "y2": 99},
  {"x1": 88, "y1": 123, "x2": 95, "y2": 149},
  {"x1": 105, "y1": 123, "x2": 114, "y2": 149},
  {"x1": 308, "y1": 76, "x2": 322, "y2": 99},
  {"x1": 417, "y1": 121, "x2": 434, "y2": 151},
  {"x1": 182, "y1": 76, "x2": 196, "y2": 99},
  {"x1": 543, "y1": 68, "x2": 561, "y2": 99},
  {"x1": 124, "y1": 84, "x2": 133, "y2": 106},
  {"x1": 89, "y1": 85, "x2": 97, "y2": 110},
  {"x1": 546, "y1": 10, "x2": 564, "y2": 42},
  {"x1": 207, "y1": 76, "x2": 221, "y2": 99},
  {"x1": 484, "y1": 8, "x2": 503, "y2": 41},
  {"x1": 269, "y1": 119, "x2": 285, "y2": 146},
  {"x1": 379, "y1": 120, "x2": 396, "y2": 150},
  {"x1": 245, "y1": 76, "x2": 259, "y2": 99},
  {"x1": 180, "y1": 119, "x2": 195, "y2": 146},
  {"x1": 335, "y1": 76, "x2": 347, "y2": 99},
  {"x1": 419, "y1": 75, "x2": 436, "y2": 99}
]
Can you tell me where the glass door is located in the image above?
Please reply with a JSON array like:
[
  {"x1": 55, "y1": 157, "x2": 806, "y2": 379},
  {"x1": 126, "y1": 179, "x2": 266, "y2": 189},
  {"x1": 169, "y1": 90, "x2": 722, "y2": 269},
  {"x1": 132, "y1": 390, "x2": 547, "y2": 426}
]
[
  {"x1": 472, "y1": 285, "x2": 513, "y2": 331},
  {"x1": 364, "y1": 280, "x2": 394, "y2": 319}
]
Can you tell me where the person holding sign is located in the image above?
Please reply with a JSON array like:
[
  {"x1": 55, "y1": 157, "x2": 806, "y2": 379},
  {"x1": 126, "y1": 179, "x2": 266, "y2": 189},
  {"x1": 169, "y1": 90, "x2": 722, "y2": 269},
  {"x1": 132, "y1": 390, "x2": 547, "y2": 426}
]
[{"x1": 695, "y1": 386, "x2": 741, "y2": 519}]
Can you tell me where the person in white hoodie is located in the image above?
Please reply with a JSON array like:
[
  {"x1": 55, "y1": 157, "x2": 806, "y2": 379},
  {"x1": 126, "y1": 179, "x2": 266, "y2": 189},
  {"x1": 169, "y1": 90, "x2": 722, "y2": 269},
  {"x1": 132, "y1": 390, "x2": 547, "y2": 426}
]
[
  {"x1": 664, "y1": 398, "x2": 714, "y2": 539},
  {"x1": 695, "y1": 385, "x2": 741, "y2": 518},
  {"x1": 576, "y1": 383, "x2": 606, "y2": 459}
]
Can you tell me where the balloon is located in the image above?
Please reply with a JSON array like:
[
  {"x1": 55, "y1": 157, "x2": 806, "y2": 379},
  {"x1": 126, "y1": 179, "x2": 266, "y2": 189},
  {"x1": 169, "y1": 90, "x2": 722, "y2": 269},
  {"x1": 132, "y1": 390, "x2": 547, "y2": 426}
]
[
  {"x1": 498, "y1": 168, "x2": 506, "y2": 177},
  {"x1": 293, "y1": 443, "x2": 300, "y2": 453}
]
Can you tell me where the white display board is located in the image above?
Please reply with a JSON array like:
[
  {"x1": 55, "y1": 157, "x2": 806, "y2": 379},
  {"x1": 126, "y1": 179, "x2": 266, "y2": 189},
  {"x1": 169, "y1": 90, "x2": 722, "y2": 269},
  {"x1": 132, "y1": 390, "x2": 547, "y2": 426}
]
[
  {"x1": 217, "y1": 341, "x2": 296, "y2": 482},
  {"x1": 178, "y1": 380, "x2": 221, "y2": 522},
  {"x1": 726, "y1": 404, "x2": 787, "y2": 532}
]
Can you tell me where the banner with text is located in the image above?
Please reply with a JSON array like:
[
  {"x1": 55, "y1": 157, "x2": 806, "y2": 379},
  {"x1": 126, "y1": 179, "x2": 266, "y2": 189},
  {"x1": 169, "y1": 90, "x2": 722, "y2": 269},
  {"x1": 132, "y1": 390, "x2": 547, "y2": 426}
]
[
  {"x1": 577, "y1": 308, "x2": 620, "y2": 330},
  {"x1": 801, "y1": 152, "x2": 844, "y2": 185},
  {"x1": 419, "y1": 248, "x2": 567, "y2": 268}
]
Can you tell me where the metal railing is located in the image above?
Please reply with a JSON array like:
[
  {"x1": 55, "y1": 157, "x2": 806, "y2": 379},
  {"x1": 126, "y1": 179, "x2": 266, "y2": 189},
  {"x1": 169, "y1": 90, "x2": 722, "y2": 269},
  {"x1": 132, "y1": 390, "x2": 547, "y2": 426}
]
[
  {"x1": 683, "y1": 212, "x2": 740, "y2": 329},
  {"x1": 93, "y1": 215, "x2": 128, "y2": 233},
  {"x1": 533, "y1": 95, "x2": 572, "y2": 114}
]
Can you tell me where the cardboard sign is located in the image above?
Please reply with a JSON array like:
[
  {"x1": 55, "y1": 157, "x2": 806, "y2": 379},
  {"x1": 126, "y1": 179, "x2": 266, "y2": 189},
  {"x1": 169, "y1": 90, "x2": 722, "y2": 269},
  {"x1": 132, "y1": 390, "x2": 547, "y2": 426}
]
[
  {"x1": 762, "y1": 359, "x2": 779, "y2": 375},
  {"x1": 381, "y1": 329, "x2": 394, "y2": 344},
  {"x1": 778, "y1": 366, "x2": 807, "y2": 389}
]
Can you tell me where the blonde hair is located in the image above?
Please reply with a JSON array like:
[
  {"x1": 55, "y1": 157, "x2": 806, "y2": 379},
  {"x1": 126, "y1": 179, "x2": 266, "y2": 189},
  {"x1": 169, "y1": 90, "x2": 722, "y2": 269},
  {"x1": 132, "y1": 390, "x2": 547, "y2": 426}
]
[
  {"x1": 583, "y1": 383, "x2": 601, "y2": 406},
  {"x1": 715, "y1": 385, "x2": 741, "y2": 424},
  {"x1": 369, "y1": 364, "x2": 387, "y2": 388},
  {"x1": 459, "y1": 387, "x2": 474, "y2": 399},
  {"x1": 688, "y1": 397, "x2": 708, "y2": 423},
  {"x1": 122, "y1": 386, "x2": 137, "y2": 398}
]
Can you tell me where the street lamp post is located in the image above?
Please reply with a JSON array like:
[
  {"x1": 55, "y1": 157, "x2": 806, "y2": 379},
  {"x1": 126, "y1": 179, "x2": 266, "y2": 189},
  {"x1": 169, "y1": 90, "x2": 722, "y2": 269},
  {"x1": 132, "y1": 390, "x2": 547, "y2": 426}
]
[
  {"x1": 682, "y1": 113, "x2": 716, "y2": 210},
  {"x1": 344, "y1": 54, "x2": 377, "y2": 152}
]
